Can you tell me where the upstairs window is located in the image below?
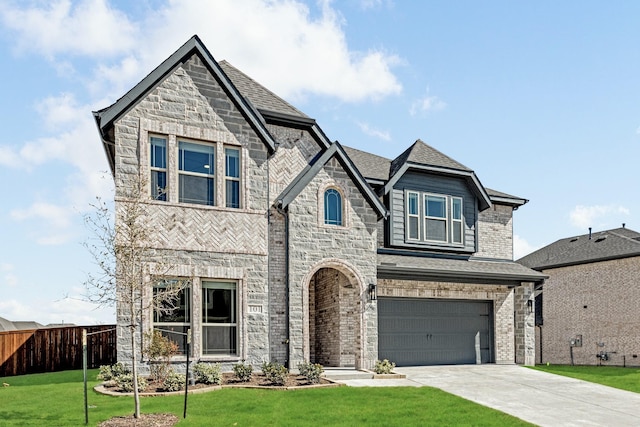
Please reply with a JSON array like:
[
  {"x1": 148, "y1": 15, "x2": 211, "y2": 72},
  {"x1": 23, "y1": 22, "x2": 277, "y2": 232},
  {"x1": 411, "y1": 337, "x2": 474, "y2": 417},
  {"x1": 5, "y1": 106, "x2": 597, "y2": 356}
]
[
  {"x1": 324, "y1": 188, "x2": 343, "y2": 226},
  {"x1": 150, "y1": 136, "x2": 167, "y2": 201},
  {"x1": 405, "y1": 191, "x2": 464, "y2": 245},
  {"x1": 225, "y1": 148, "x2": 240, "y2": 208},
  {"x1": 179, "y1": 140, "x2": 215, "y2": 206},
  {"x1": 452, "y1": 197, "x2": 463, "y2": 244},
  {"x1": 425, "y1": 194, "x2": 447, "y2": 242},
  {"x1": 407, "y1": 192, "x2": 420, "y2": 240}
]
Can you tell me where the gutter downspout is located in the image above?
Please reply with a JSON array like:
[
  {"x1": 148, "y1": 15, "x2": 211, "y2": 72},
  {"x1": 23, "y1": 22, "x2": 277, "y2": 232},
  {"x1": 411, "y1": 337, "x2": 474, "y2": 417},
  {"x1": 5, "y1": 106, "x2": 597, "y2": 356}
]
[{"x1": 275, "y1": 202, "x2": 290, "y2": 369}]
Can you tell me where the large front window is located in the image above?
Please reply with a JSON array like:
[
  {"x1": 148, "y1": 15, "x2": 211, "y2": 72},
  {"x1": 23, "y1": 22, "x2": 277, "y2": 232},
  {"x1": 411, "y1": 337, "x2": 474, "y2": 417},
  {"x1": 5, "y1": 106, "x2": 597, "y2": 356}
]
[
  {"x1": 202, "y1": 281, "x2": 237, "y2": 356},
  {"x1": 179, "y1": 140, "x2": 215, "y2": 205},
  {"x1": 405, "y1": 191, "x2": 464, "y2": 245},
  {"x1": 153, "y1": 284, "x2": 190, "y2": 354}
]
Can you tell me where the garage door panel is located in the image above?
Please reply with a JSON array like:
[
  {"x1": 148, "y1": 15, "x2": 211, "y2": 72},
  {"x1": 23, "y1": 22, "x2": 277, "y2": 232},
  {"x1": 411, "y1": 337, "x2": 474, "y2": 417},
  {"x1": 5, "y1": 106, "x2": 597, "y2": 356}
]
[{"x1": 378, "y1": 298, "x2": 494, "y2": 366}]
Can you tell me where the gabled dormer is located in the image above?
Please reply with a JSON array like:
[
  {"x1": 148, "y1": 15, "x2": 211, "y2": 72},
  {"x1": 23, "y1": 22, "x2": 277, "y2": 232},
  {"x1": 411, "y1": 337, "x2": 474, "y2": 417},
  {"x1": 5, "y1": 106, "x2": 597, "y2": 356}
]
[{"x1": 381, "y1": 140, "x2": 490, "y2": 253}]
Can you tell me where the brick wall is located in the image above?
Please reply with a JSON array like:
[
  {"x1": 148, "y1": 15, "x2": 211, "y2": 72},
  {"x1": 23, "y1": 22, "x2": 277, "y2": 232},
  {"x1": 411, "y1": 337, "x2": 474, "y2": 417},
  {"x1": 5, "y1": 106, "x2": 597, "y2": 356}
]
[
  {"x1": 477, "y1": 203, "x2": 514, "y2": 259},
  {"x1": 540, "y1": 256, "x2": 640, "y2": 366}
]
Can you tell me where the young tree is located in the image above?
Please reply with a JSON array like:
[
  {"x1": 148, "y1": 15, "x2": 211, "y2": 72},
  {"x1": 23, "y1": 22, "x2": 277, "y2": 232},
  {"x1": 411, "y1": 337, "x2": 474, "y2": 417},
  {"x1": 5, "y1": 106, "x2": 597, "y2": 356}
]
[{"x1": 84, "y1": 178, "x2": 185, "y2": 418}]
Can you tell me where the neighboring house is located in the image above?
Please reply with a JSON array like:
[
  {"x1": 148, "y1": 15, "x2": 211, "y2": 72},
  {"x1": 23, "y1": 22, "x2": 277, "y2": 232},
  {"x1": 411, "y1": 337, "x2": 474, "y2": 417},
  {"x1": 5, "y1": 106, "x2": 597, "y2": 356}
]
[
  {"x1": 518, "y1": 226, "x2": 640, "y2": 367},
  {"x1": 0, "y1": 316, "x2": 45, "y2": 331},
  {"x1": 93, "y1": 35, "x2": 544, "y2": 371}
]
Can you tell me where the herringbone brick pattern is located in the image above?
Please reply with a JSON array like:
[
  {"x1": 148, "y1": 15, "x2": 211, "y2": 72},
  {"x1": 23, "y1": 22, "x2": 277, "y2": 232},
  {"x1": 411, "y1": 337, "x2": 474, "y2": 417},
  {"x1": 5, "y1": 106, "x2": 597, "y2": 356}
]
[{"x1": 144, "y1": 202, "x2": 267, "y2": 254}]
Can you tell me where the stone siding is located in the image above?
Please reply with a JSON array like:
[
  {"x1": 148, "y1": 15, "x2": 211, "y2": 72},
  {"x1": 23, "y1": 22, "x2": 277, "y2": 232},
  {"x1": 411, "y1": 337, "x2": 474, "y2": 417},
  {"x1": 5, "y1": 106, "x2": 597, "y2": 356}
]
[
  {"x1": 287, "y1": 156, "x2": 379, "y2": 369},
  {"x1": 377, "y1": 279, "x2": 517, "y2": 364},
  {"x1": 112, "y1": 57, "x2": 270, "y2": 372},
  {"x1": 539, "y1": 256, "x2": 640, "y2": 367},
  {"x1": 477, "y1": 203, "x2": 514, "y2": 259}
]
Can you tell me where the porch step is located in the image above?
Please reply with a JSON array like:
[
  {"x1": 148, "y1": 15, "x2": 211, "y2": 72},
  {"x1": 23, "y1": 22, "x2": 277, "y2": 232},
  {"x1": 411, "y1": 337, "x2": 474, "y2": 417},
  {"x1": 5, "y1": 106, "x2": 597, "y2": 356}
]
[{"x1": 323, "y1": 369, "x2": 374, "y2": 381}]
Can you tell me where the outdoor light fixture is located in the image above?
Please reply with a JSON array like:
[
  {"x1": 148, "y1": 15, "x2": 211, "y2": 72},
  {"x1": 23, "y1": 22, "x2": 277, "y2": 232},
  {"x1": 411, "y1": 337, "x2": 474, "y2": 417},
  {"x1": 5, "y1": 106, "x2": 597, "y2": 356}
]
[
  {"x1": 368, "y1": 283, "x2": 377, "y2": 301},
  {"x1": 527, "y1": 299, "x2": 533, "y2": 314}
]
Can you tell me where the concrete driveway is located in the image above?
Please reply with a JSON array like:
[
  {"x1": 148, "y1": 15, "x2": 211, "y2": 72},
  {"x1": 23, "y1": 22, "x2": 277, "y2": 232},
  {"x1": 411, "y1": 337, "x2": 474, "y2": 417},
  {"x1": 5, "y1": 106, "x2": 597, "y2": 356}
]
[{"x1": 390, "y1": 365, "x2": 640, "y2": 427}]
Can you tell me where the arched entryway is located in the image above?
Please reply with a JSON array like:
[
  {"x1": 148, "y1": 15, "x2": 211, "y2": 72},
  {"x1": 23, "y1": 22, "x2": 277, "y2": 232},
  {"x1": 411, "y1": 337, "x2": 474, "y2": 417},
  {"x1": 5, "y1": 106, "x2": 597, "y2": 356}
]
[{"x1": 307, "y1": 266, "x2": 362, "y2": 367}]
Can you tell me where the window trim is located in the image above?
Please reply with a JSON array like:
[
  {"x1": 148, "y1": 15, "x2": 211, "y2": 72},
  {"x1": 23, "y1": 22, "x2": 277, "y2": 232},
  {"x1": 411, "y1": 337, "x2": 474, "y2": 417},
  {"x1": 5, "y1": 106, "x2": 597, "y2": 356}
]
[
  {"x1": 152, "y1": 281, "x2": 191, "y2": 355},
  {"x1": 324, "y1": 187, "x2": 343, "y2": 226},
  {"x1": 201, "y1": 280, "x2": 238, "y2": 357},
  {"x1": 424, "y1": 193, "x2": 448, "y2": 243},
  {"x1": 404, "y1": 190, "x2": 465, "y2": 246},
  {"x1": 224, "y1": 147, "x2": 241, "y2": 208},
  {"x1": 406, "y1": 191, "x2": 420, "y2": 241},
  {"x1": 149, "y1": 135, "x2": 168, "y2": 201},
  {"x1": 451, "y1": 196, "x2": 463, "y2": 244},
  {"x1": 178, "y1": 139, "x2": 216, "y2": 206}
]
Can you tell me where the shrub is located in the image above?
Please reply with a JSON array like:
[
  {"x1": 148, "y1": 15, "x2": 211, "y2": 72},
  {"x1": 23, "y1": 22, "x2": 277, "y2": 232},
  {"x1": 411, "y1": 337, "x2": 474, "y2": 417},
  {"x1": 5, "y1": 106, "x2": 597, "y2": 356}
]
[
  {"x1": 161, "y1": 371, "x2": 186, "y2": 392},
  {"x1": 144, "y1": 330, "x2": 179, "y2": 384},
  {"x1": 233, "y1": 362, "x2": 253, "y2": 382},
  {"x1": 374, "y1": 359, "x2": 396, "y2": 374},
  {"x1": 115, "y1": 373, "x2": 148, "y2": 392},
  {"x1": 261, "y1": 361, "x2": 289, "y2": 386},
  {"x1": 193, "y1": 363, "x2": 222, "y2": 385},
  {"x1": 97, "y1": 362, "x2": 130, "y2": 382},
  {"x1": 298, "y1": 362, "x2": 323, "y2": 384}
]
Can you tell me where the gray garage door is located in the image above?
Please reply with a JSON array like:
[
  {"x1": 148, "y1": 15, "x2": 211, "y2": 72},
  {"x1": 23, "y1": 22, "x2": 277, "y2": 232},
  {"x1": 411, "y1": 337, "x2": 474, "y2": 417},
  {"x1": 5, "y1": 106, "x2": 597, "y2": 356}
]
[{"x1": 378, "y1": 298, "x2": 493, "y2": 366}]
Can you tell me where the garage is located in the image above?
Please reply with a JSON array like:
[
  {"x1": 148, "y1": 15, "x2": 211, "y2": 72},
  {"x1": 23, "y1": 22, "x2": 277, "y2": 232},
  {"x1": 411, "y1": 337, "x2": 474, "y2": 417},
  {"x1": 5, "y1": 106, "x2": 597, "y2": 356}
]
[{"x1": 378, "y1": 298, "x2": 494, "y2": 366}]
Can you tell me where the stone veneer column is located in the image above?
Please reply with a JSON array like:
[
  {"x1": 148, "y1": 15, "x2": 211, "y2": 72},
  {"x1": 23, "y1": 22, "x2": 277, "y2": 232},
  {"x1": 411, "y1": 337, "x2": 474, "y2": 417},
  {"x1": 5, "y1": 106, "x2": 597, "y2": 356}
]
[{"x1": 514, "y1": 282, "x2": 535, "y2": 365}]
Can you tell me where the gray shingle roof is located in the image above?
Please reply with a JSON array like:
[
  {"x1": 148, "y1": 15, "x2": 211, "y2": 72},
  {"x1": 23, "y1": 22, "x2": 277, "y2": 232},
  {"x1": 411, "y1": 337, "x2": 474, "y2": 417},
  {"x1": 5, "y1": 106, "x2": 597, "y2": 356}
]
[
  {"x1": 219, "y1": 60, "x2": 308, "y2": 118},
  {"x1": 390, "y1": 139, "x2": 471, "y2": 177},
  {"x1": 518, "y1": 227, "x2": 640, "y2": 270},
  {"x1": 378, "y1": 253, "x2": 546, "y2": 284},
  {"x1": 342, "y1": 145, "x2": 391, "y2": 181}
]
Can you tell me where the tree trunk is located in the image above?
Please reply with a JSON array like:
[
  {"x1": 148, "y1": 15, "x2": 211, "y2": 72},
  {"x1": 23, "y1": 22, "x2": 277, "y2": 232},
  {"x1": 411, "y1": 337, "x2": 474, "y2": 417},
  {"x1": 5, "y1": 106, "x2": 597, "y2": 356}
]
[{"x1": 131, "y1": 323, "x2": 140, "y2": 418}]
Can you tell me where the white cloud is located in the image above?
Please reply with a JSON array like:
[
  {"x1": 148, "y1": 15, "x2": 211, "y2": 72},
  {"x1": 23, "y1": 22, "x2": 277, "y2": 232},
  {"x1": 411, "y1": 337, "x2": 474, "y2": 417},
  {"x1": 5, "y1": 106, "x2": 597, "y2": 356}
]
[
  {"x1": 356, "y1": 121, "x2": 391, "y2": 141},
  {"x1": 0, "y1": 0, "x2": 137, "y2": 59},
  {"x1": 513, "y1": 235, "x2": 538, "y2": 260},
  {"x1": 1, "y1": 263, "x2": 18, "y2": 287},
  {"x1": 569, "y1": 204, "x2": 630, "y2": 229},
  {"x1": 410, "y1": 88, "x2": 446, "y2": 116}
]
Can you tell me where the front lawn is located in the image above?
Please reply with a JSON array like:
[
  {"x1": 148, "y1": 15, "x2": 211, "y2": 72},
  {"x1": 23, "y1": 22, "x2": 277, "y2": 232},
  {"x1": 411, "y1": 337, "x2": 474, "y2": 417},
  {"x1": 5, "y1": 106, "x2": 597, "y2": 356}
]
[
  {"x1": 531, "y1": 365, "x2": 640, "y2": 393},
  {"x1": 0, "y1": 369, "x2": 534, "y2": 426}
]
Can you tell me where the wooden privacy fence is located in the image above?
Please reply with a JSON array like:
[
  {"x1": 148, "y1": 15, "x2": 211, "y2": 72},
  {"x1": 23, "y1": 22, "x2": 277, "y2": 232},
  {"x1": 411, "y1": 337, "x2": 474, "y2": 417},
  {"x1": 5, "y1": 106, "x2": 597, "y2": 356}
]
[{"x1": 0, "y1": 325, "x2": 116, "y2": 377}]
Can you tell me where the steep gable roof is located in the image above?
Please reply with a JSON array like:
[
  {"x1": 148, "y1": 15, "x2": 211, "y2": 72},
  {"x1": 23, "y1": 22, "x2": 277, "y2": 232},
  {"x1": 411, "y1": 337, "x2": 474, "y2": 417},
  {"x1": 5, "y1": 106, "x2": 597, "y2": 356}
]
[
  {"x1": 219, "y1": 60, "x2": 308, "y2": 118},
  {"x1": 389, "y1": 139, "x2": 471, "y2": 177},
  {"x1": 93, "y1": 35, "x2": 277, "y2": 174},
  {"x1": 383, "y1": 140, "x2": 491, "y2": 210},
  {"x1": 518, "y1": 227, "x2": 640, "y2": 270}
]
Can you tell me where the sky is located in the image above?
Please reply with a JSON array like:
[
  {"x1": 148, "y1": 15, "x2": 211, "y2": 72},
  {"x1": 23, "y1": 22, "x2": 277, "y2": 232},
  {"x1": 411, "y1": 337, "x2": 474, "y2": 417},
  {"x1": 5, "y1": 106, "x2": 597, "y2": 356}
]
[{"x1": 0, "y1": 0, "x2": 638, "y2": 325}]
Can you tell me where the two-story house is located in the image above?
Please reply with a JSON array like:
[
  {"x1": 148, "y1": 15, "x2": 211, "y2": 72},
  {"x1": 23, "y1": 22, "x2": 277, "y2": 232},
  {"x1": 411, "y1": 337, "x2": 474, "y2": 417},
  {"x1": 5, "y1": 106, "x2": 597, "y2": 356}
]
[{"x1": 93, "y1": 35, "x2": 545, "y2": 371}]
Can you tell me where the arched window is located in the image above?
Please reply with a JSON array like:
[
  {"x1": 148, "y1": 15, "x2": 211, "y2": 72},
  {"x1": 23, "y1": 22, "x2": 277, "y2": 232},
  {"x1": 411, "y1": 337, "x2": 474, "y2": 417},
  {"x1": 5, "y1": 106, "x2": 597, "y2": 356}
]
[{"x1": 324, "y1": 188, "x2": 343, "y2": 226}]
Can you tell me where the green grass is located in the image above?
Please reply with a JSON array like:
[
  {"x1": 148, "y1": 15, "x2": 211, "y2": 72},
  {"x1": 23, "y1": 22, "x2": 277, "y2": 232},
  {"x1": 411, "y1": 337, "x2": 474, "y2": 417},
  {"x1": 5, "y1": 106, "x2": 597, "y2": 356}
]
[
  {"x1": 0, "y1": 369, "x2": 534, "y2": 426},
  {"x1": 530, "y1": 365, "x2": 640, "y2": 393}
]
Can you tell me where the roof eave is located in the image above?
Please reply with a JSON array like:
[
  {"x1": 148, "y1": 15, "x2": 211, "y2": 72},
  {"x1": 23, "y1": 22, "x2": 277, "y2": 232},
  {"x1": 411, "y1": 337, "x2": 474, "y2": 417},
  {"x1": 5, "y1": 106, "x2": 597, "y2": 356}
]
[{"x1": 377, "y1": 265, "x2": 546, "y2": 285}]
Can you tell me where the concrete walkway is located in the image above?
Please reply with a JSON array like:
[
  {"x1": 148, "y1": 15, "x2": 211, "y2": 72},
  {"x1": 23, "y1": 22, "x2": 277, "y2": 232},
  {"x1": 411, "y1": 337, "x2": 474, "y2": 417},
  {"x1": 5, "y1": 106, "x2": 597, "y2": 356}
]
[{"x1": 335, "y1": 365, "x2": 640, "y2": 427}]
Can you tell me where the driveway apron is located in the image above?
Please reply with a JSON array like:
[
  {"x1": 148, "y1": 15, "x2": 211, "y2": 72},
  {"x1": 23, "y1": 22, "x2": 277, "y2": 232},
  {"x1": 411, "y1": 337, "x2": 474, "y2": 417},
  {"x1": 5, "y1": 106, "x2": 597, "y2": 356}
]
[{"x1": 393, "y1": 365, "x2": 640, "y2": 427}]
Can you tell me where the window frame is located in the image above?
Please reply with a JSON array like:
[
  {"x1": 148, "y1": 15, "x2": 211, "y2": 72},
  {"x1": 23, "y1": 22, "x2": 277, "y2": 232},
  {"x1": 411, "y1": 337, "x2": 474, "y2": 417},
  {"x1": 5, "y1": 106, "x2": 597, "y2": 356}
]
[
  {"x1": 323, "y1": 187, "x2": 343, "y2": 226},
  {"x1": 149, "y1": 135, "x2": 168, "y2": 201},
  {"x1": 178, "y1": 139, "x2": 216, "y2": 206},
  {"x1": 152, "y1": 281, "x2": 191, "y2": 355},
  {"x1": 224, "y1": 147, "x2": 241, "y2": 208},
  {"x1": 201, "y1": 280, "x2": 238, "y2": 357},
  {"x1": 404, "y1": 190, "x2": 465, "y2": 246},
  {"x1": 406, "y1": 191, "x2": 420, "y2": 241}
]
